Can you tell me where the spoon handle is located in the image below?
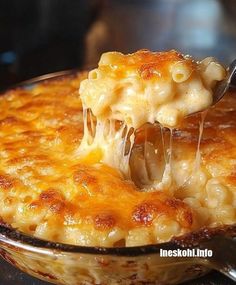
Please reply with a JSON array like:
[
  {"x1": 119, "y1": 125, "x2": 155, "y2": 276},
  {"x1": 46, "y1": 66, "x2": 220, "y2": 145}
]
[
  {"x1": 199, "y1": 236, "x2": 236, "y2": 281},
  {"x1": 229, "y1": 59, "x2": 236, "y2": 88}
]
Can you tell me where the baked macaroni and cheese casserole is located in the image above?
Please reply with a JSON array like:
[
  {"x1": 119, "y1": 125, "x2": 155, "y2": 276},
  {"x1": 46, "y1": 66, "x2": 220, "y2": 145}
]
[{"x1": 0, "y1": 50, "x2": 235, "y2": 248}]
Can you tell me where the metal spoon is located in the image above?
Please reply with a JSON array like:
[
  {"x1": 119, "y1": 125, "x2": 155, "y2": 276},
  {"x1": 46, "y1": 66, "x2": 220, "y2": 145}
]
[
  {"x1": 187, "y1": 59, "x2": 236, "y2": 118},
  {"x1": 172, "y1": 224, "x2": 236, "y2": 282},
  {"x1": 212, "y1": 59, "x2": 236, "y2": 105}
]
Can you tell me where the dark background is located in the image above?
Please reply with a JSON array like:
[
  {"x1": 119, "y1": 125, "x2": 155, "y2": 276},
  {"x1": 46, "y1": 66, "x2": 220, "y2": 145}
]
[
  {"x1": 0, "y1": 0, "x2": 235, "y2": 284},
  {"x1": 0, "y1": 0, "x2": 100, "y2": 90},
  {"x1": 0, "y1": 0, "x2": 236, "y2": 90}
]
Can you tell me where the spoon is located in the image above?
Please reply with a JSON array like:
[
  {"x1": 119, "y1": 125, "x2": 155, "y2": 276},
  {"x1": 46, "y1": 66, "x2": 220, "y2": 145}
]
[
  {"x1": 187, "y1": 59, "x2": 236, "y2": 118},
  {"x1": 212, "y1": 59, "x2": 236, "y2": 105},
  {"x1": 172, "y1": 224, "x2": 236, "y2": 282}
]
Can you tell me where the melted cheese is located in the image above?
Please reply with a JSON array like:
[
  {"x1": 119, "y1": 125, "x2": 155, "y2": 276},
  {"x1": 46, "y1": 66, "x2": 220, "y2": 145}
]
[
  {"x1": 79, "y1": 50, "x2": 226, "y2": 185},
  {"x1": 0, "y1": 72, "x2": 235, "y2": 247},
  {"x1": 80, "y1": 50, "x2": 225, "y2": 128}
]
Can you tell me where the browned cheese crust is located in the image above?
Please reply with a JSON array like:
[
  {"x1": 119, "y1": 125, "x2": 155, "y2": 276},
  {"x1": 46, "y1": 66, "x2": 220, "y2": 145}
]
[{"x1": 0, "y1": 72, "x2": 235, "y2": 246}]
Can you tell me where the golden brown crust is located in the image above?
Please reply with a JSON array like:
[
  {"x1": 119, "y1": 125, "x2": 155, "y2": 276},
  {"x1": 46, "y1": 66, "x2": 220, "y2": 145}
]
[
  {"x1": 0, "y1": 174, "x2": 15, "y2": 190},
  {"x1": 0, "y1": 72, "x2": 235, "y2": 246},
  {"x1": 99, "y1": 49, "x2": 195, "y2": 80}
]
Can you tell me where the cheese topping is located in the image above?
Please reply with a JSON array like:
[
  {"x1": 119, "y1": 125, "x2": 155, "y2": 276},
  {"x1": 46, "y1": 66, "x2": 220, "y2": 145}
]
[
  {"x1": 0, "y1": 71, "x2": 235, "y2": 247},
  {"x1": 80, "y1": 50, "x2": 225, "y2": 128},
  {"x1": 79, "y1": 50, "x2": 226, "y2": 183}
]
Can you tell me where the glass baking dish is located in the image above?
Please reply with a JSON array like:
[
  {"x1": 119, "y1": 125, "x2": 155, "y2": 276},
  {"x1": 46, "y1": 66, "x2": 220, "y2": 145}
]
[{"x1": 0, "y1": 71, "x2": 235, "y2": 285}]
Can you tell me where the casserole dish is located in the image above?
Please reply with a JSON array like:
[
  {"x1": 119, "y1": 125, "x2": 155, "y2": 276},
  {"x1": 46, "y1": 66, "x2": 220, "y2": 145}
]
[
  {"x1": 0, "y1": 71, "x2": 235, "y2": 285},
  {"x1": 0, "y1": 221, "x2": 235, "y2": 284}
]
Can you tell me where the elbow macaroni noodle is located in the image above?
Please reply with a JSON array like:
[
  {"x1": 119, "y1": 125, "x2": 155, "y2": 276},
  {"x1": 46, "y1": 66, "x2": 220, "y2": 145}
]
[
  {"x1": 79, "y1": 50, "x2": 226, "y2": 185},
  {"x1": 80, "y1": 50, "x2": 225, "y2": 128},
  {"x1": 0, "y1": 50, "x2": 235, "y2": 247}
]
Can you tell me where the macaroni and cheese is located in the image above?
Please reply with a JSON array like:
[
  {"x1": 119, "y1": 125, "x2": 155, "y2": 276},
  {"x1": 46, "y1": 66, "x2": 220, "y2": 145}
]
[{"x1": 0, "y1": 50, "x2": 234, "y2": 248}]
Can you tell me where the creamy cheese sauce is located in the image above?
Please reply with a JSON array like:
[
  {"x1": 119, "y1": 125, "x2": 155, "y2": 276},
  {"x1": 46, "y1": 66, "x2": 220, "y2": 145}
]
[
  {"x1": 0, "y1": 70, "x2": 235, "y2": 247},
  {"x1": 78, "y1": 50, "x2": 226, "y2": 189}
]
